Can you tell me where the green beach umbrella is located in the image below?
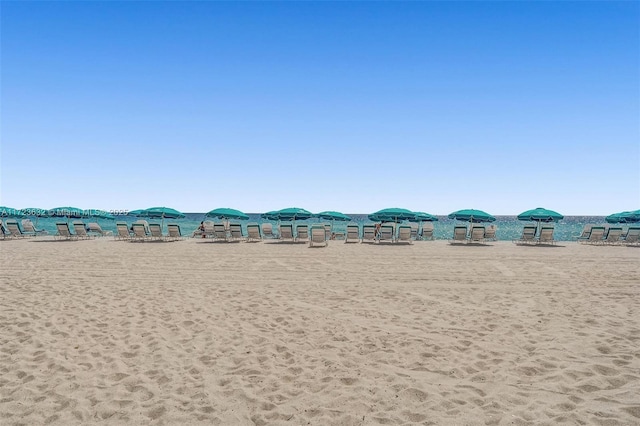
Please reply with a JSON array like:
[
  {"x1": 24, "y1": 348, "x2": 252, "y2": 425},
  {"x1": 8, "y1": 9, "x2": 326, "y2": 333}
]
[
  {"x1": 517, "y1": 207, "x2": 564, "y2": 223},
  {"x1": 0, "y1": 206, "x2": 26, "y2": 218},
  {"x1": 268, "y1": 207, "x2": 313, "y2": 221},
  {"x1": 86, "y1": 209, "x2": 116, "y2": 220},
  {"x1": 448, "y1": 209, "x2": 496, "y2": 223},
  {"x1": 205, "y1": 208, "x2": 249, "y2": 220},
  {"x1": 410, "y1": 211, "x2": 439, "y2": 222},
  {"x1": 20, "y1": 208, "x2": 49, "y2": 218},
  {"x1": 138, "y1": 207, "x2": 185, "y2": 219},
  {"x1": 368, "y1": 208, "x2": 416, "y2": 223},
  {"x1": 261, "y1": 210, "x2": 281, "y2": 221},
  {"x1": 48, "y1": 206, "x2": 86, "y2": 219},
  {"x1": 316, "y1": 211, "x2": 352, "y2": 222},
  {"x1": 606, "y1": 210, "x2": 640, "y2": 224},
  {"x1": 127, "y1": 209, "x2": 145, "y2": 216}
]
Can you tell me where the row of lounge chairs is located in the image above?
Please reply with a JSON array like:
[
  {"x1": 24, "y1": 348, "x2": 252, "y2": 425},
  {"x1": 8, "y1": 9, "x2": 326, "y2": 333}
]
[
  {"x1": 449, "y1": 225, "x2": 498, "y2": 245},
  {"x1": 115, "y1": 221, "x2": 183, "y2": 242},
  {"x1": 512, "y1": 225, "x2": 557, "y2": 245},
  {"x1": 0, "y1": 219, "x2": 49, "y2": 239},
  {"x1": 575, "y1": 225, "x2": 640, "y2": 245},
  {"x1": 53, "y1": 221, "x2": 114, "y2": 240}
]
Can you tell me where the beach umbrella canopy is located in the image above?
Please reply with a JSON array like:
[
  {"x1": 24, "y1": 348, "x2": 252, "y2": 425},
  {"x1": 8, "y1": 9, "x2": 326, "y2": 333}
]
[
  {"x1": 0, "y1": 206, "x2": 26, "y2": 218},
  {"x1": 261, "y1": 210, "x2": 281, "y2": 221},
  {"x1": 410, "y1": 211, "x2": 439, "y2": 222},
  {"x1": 127, "y1": 209, "x2": 145, "y2": 216},
  {"x1": 205, "y1": 208, "x2": 249, "y2": 220},
  {"x1": 368, "y1": 208, "x2": 415, "y2": 223},
  {"x1": 20, "y1": 208, "x2": 49, "y2": 217},
  {"x1": 138, "y1": 207, "x2": 185, "y2": 219},
  {"x1": 606, "y1": 210, "x2": 640, "y2": 224},
  {"x1": 48, "y1": 206, "x2": 86, "y2": 219},
  {"x1": 267, "y1": 207, "x2": 313, "y2": 221},
  {"x1": 517, "y1": 207, "x2": 564, "y2": 223},
  {"x1": 316, "y1": 211, "x2": 352, "y2": 221},
  {"x1": 448, "y1": 209, "x2": 496, "y2": 223},
  {"x1": 85, "y1": 209, "x2": 116, "y2": 220}
]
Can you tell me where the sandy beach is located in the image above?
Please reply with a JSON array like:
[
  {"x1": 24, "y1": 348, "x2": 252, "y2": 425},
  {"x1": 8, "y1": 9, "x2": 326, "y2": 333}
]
[{"x1": 1, "y1": 238, "x2": 639, "y2": 425}]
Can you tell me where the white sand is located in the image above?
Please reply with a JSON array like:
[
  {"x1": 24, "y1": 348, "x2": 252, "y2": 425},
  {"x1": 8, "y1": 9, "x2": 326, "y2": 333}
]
[{"x1": 1, "y1": 238, "x2": 639, "y2": 425}]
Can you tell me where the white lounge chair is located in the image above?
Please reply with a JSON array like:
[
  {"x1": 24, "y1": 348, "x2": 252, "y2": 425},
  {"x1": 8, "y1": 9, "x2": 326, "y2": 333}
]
[
  {"x1": 0, "y1": 220, "x2": 6, "y2": 239},
  {"x1": 410, "y1": 223, "x2": 419, "y2": 240},
  {"x1": 72, "y1": 221, "x2": 92, "y2": 239},
  {"x1": 537, "y1": 226, "x2": 556, "y2": 245},
  {"x1": 345, "y1": 225, "x2": 360, "y2": 243},
  {"x1": 131, "y1": 223, "x2": 149, "y2": 241},
  {"x1": 229, "y1": 223, "x2": 245, "y2": 242},
  {"x1": 575, "y1": 224, "x2": 593, "y2": 243},
  {"x1": 324, "y1": 224, "x2": 332, "y2": 241},
  {"x1": 296, "y1": 224, "x2": 309, "y2": 243},
  {"x1": 623, "y1": 227, "x2": 640, "y2": 245},
  {"x1": 378, "y1": 224, "x2": 395, "y2": 243},
  {"x1": 514, "y1": 225, "x2": 537, "y2": 244},
  {"x1": 362, "y1": 225, "x2": 376, "y2": 243},
  {"x1": 469, "y1": 226, "x2": 486, "y2": 243},
  {"x1": 484, "y1": 225, "x2": 497, "y2": 241},
  {"x1": 115, "y1": 222, "x2": 132, "y2": 240},
  {"x1": 213, "y1": 223, "x2": 228, "y2": 241},
  {"x1": 55, "y1": 222, "x2": 76, "y2": 240},
  {"x1": 421, "y1": 222, "x2": 434, "y2": 240},
  {"x1": 585, "y1": 226, "x2": 605, "y2": 244},
  {"x1": 261, "y1": 223, "x2": 278, "y2": 239},
  {"x1": 309, "y1": 224, "x2": 327, "y2": 247},
  {"x1": 246, "y1": 223, "x2": 262, "y2": 242},
  {"x1": 87, "y1": 222, "x2": 113, "y2": 237},
  {"x1": 148, "y1": 224, "x2": 164, "y2": 240},
  {"x1": 397, "y1": 225, "x2": 413, "y2": 244},
  {"x1": 279, "y1": 224, "x2": 294, "y2": 242},
  {"x1": 167, "y1": 224, "x2": 183, "y2": 241},
  {"x1": 603, "y1": 227, "x2": 623, "y2": 245},
  {"x1": 5, "y1": 220, "x2": 27, "y2": 238},
  {"x1": 21, "y1": 219, "x2": 47, "y2": 236},
  {"x1": 450, "y1": 225, "x2": 468, "y2": 244}
]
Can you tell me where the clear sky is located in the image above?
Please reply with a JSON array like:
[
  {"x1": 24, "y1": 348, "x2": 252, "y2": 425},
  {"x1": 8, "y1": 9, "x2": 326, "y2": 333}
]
[{"x1": 1, "y1": 1, "x2": 638, "y2": 215}]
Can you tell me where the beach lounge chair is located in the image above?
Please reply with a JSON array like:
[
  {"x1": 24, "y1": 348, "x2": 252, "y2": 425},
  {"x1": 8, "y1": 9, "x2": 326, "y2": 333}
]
[
  {"x1": 324, "y1": 224, "x2": 332, "y2": 240},
  {"x1": 623, "y1": 227, "x2": 640, "y2": 245},
  {"x1": 0, "y1": 220, "x2": 5, "y2": 239},
  {"x1": 229, "y1": 223, "x2": 245, "y2": 242},
  {"x1": 410, "y1": 223, "x2": 418, "y2": 240},
  {"x1": 167, "y1": 224, "x2": 183, "y2": 241},
  {"x1": 279, "y1": 224, "x2": 294, "y2": 242},
  {"x1": 200, "y1": 221, "x2": 215, "y2": 238},
  {"x1": 131, "y1": 223, "x2": 149, "y2": 241},
  {"x1": 246, "y1": 223, "x2": 262, "y2": 242},
  {"x1": 55, "y1": 222, "x2": 76, "y2": 240},
  {"x1": 397, "y1": 225, "x2": 413, "y2": 244},
  {"x1": 378, "y1": 224, "x2": 395, "y2": 243},
  {"x1": 86, "y1": 222, "x2": 113, "y2": 237},
  {"x1": 421, "y1": 222, "x2": 434, "y2": 240},
  {"x1": 21, "y1": 219, "x2": 47, "y2": 236},
  {"x1": 450, "y1": 225, "x2": 468, "y2": 244},
  {"x1": 262, "y1": 223, "x2": 278, "y2": 239},
  {"x1": 575, "y1": 224, "x2": 593, "y2": 243},
  {"x1": 469, "y1": 226, "x2": 486, "y2": 243},
  {"x1": 148, "y1": 224, "x2": 164, "y2": 240},
  {"x1": 309, "y1": 224, "x2": 327, "y2": 247},
  {"x1": 345, "y1": 225, "x2": 360, "y2": 243},
  {"x1": 603, "y1": 227, "x2": 623, "y2": 245},
  {"x1": 484, "y1": 225, "x2": 497, "y2": 241},
  {"x1": 362, "y1": 225, "x2": 376, "y2": 243},
  {"x1": 213, "y1": 223, "x2": 228, "y2": 241},
  {"x1": 514, "y1": 225, "x2": 537, "y2": 244},
  {"x1": 537, "y1": 226, "x2": 556, "y2": 245},
  {"x1": 585, "y1": 226, "x2": 605, "y2": 245},
  {"x1": 5, "y1": 220, "x2": 27, "y2": 239},
  {"x1": 115, "y1": 222, "x2": 132, "y2": 240},
  {"x1": 296, "y1": 224, "x2": 309, "y2": 243},
  {"x1": 72, "y1": 221, "x2": 92, "y2": 239}
]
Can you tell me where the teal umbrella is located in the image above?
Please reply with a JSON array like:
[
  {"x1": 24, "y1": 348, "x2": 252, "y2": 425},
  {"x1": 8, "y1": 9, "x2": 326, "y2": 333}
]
[
  {"x1": 517, "y1": 207, "x2": 563, "y2": 223},
  {"x1": 86, "y1": 209, "x2": 116, "y2": 220},
  {"x1": 267, "y1": 207, "x2": 313, "y2": 221},
  {"x1": 261, "y1": 210, "x2": 281, "y2": 221},
  {"x1": 368, "y1": 208, "x2": 415, "y2": 223},
  {"x1": 606, "y1": 210, "x2": 640, "y2": 224},
  {"x1": 0, "y1": 206, "x2": 26, "y2": 218},
  {"x1": 128, "y1": 209, "x2": 145, "y2": 216},
  {"x1": 448, "y1": 209, "x2": 496, "y2": 223},
  {"x1": 316, "y1": 211, "x2": 352, "y2": 221},
  {"x1": 48, "y1": 206, "x2": 86, "y2": 219},
  {"x1": 410, "y1": 211, "x2": 439, "y2": 222},
  {"x1": 205, "y1": 208, "x2": 249, "y2": 220},
  {"x1": 20, "y1": 208, "x2": 49, "y2": 218},
  {"x1": 138, "y1": 207, "x2": 185, "y2": 219}
]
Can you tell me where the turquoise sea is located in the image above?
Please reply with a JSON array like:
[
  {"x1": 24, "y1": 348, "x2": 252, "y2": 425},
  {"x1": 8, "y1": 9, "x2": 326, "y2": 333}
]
[{"x1": 18, "y1": 214, "x2": 609, "y2": 241}]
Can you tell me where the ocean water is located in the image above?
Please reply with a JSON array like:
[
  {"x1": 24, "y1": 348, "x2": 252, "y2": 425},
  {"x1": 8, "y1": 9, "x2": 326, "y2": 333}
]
[{"x1": 12, "y1": 214, "x2": 609, "y2": 241}]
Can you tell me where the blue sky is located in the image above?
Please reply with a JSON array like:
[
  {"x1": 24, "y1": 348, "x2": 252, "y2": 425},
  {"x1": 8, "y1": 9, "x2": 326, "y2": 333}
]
[{"x1": 1, "y1": 2, "x2": 638, "y2": 215}]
